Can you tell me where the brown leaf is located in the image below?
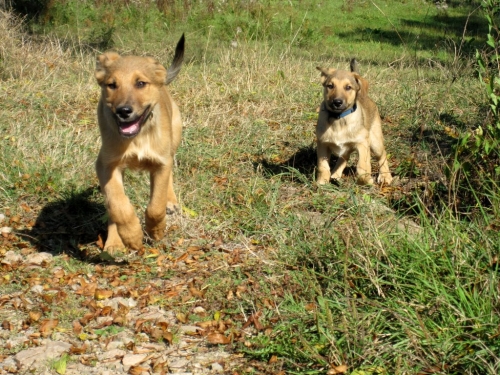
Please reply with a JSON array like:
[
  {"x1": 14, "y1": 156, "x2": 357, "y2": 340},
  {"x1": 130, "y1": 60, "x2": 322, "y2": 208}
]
[
  {"x1": 29, "y1": 310, "x2": 42, "y2": 322},
  {"x1": 152, "y1": 356, "x2": 168, "y2": 372},
  {"x1": 207, "y1": 332, "x2": 231, "y2": 345},
  {"x1": 70, "y1": 344, "x2": 88, "y2": 354},
  {"x1": 96, "y1": 234, "x2": 104, "y2": 249},
  {"x1": 327, "y1": 364, "x2": 348, "y2": 375},
  {"x1": 150, "y1": 328, "x2": 163, "y2": 341},
  {"x1": 95, "y1": 289, "x2": 113, "y2": 300},
  {"x1": 176, "y1": 313, "x2": 188, "y2": 324},
  {"x1": 305, "y1": 303, "x2": 317, "y2": 311},
  {"x1": 188, "y1": 282, "x2": 204, "y2": 298},
  {"x1": 268, "y1": 355, "x2": 278, "y2": 364},
  {"x1": 175, "y1": 252, "x2": 189, "y2": 263},
  {"x1": 40, "y1": 319, "x2": 58, "y2": 337},
  {"x1": 163, "y1": 331, "x2": 173, "y2": 345},
  {"x1": 129, "y1": 365, "x2": 149, "y2": 375},
  {"x1": 196, "y1": 320, "x2": 216, "y2": 329},
  {"x1": 72, "y1": 320, "x2": 83, "y2": 334}
]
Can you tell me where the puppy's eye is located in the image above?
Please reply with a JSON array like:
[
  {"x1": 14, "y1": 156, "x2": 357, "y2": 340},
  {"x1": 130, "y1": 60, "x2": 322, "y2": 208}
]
[
  {"x1": 345, "y1": 85, "x2": 352, "y2": 91},
  {"x1": 326, "y1": 84, "x2": 334, "y2": 89},
  {"x1": 107, "y1": 82, "x2": 117, "y2": 90},
  {"x1": 136, "y1": 81, "x2": 147, "y2": 88}
]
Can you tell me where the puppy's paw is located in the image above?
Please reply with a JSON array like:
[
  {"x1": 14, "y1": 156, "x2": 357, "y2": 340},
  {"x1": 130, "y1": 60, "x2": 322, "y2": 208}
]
[
  {"x1": 146, "y1": 220, "x2": 167, "y2": 241},
  {"x1": 317, "y1": 170, "x2": 331, "y2": 185},
  {"x1": 104, "y1": 241, "x2": 126, "y2": 255},
  {"x1": 118, "y1": 221, "x2": 143, "y2": 250},
  {"x1": 331, "y1": 172, "x2": 343, "y2": 181},
  {"x1": 377, "y1": 173, "x2": 393, "y2": 186},
  {"x1": 356, "y1": 174, "x2": 374, "y2": 185}
]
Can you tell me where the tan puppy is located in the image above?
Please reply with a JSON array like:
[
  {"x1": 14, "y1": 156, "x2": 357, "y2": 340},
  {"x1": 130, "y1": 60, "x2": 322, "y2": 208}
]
[
  {"x1": 315, "y1": 60, "x2": 392, "y2": 186},
  {"x1": 94, "y1": 34, "x2": 185, "y2": 253}
]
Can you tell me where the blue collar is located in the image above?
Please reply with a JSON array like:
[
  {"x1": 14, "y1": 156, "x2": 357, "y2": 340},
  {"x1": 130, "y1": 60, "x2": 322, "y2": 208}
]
[{"x1": 323, "y1": 103, "x2": 357, "y2": 119}]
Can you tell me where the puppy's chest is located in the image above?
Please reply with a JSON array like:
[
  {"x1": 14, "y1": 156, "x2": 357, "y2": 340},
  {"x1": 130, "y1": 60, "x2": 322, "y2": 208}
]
[
  {"x1": 317, "y1": 112, "x2": 367, "y2": 147},
  {"x1": 121, "y1": 132, "x2": 169, "y2": 169}
]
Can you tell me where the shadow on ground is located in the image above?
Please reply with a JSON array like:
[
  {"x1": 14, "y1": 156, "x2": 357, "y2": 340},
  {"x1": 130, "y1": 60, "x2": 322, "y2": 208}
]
[
  {"x1": 255, "y1": 143, "x2": 356, "y2": 180},
  {"x1": 21, "y1": 186, "x2": 106, "y2": 260}
]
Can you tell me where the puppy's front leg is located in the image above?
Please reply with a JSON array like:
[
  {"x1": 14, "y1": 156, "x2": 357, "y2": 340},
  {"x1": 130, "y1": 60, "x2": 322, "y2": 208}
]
[
  {"x1": 145, "y1": 159, "x2": 177, "y2": 240},
  {"x1": 96, "y1": 159, "x2": 143, "y2": 251},
  {"x1": 356, "y1": 142, "x2": 374, "y2": 185},
  {"x1": 316, "y1": 143, "x2": 332, "y2": 185}
]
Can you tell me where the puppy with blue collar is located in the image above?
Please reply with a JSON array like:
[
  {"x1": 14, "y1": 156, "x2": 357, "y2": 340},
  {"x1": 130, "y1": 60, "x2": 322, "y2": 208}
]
[{"x1": 315, "y1": 60, "x2": 392, "y2": 186}]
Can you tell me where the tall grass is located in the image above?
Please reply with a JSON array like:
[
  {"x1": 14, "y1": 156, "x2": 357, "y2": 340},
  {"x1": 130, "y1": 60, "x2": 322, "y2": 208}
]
[{"x1": 1, "y1": 0, "x2": 499, "y2": 373}]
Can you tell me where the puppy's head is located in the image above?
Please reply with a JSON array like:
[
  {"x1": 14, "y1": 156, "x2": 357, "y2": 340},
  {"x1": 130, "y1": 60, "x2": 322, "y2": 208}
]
[
  {"x1": 95, "y1": 53, "x2": 167, "y2": 138},
  {"x1": 317, "y1": 67, "x2": 365, "y2": 114}
]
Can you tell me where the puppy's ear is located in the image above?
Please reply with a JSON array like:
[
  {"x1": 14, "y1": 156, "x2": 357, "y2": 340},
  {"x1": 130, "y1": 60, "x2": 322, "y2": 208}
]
[
  {"x1": 316, "y1": 66, "x2": 335, "y2": 85},
  {"x1": 154, "y1": 64, "x2": 167, "y2": 85},
  {"x1": 95, "y1": 52, "x2": 120, "y2": 84},
  {"x1": 352, "y1": 73, "x2": 369, "y2": 96},
  {"x1": 350, "y1": 58, "x2": 359, "y2": 73},
  {"x1": 145, "y1": 57, "x2": 167, "y2": 85}
]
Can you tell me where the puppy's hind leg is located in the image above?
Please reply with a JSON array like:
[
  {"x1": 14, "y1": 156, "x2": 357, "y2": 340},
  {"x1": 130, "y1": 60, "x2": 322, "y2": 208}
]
[{"x1": 370, "y1": 128, "x2": 393, "y2": 186}]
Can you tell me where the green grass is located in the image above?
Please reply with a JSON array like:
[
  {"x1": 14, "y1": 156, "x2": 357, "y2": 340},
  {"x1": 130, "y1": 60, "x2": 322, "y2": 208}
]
[{"x1": 1, "y1": 0, "x2": 499, "y2": 374}]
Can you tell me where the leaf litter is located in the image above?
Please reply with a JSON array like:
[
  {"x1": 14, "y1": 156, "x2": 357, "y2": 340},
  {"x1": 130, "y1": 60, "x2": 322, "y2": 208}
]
[{"x1": 0, "y1": 208, "x2": 284, "y2": 374}]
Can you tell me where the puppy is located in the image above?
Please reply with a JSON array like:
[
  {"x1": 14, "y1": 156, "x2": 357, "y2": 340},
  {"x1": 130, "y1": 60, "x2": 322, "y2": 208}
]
[
  {"x1": 94, "y1": 34, "x2": 185, "y2": 253},
  {"x1": 315, "y1": 59, "x2": 392, "y2": 186}
]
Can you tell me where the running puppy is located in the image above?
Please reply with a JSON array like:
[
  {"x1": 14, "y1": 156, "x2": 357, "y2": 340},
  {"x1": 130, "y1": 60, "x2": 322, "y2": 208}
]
[
  {"x1": 94, "y1": 34, "x2": 185, "y2": 253},
  {"x1": 315, "y1": 59, "x2": 392, "y2": 186}
]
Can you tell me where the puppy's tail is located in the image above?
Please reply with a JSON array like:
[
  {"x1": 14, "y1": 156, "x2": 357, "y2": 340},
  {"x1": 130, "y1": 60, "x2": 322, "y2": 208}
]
[
  {"x1": 166, "y1": 33, "x2": 185, "y2": 85},
  {"x1": 350, "y1": 58, "x2": 359, "y2": 73}
]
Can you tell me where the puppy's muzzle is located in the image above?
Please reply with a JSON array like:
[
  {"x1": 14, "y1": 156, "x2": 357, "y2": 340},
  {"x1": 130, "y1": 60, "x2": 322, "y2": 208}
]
[
  {"x1": 116, "y1": 105, "x2": 134, "y2": 121},
  {"x1": 327, "y1": 98, "x2": 346, "y2": 113},
  {"x1": 114, "y1": 105, "x2": 151, "y2": 138}
]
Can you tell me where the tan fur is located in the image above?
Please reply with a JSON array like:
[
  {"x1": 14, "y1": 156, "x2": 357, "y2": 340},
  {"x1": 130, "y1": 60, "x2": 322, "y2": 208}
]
[
  {"x1": 315, "y1": 63, "x2": 392, "y2": 186},
  {"x1": 95, "y1": 35, "x2": 184, "y2": 253}
]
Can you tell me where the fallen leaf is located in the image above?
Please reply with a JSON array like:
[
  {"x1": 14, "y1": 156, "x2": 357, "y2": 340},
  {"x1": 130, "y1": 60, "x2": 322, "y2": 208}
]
[
  {"x1": 188, "y1": 282, "x2": 204, "y2": 298},
  {"x1": 40, "y1": 319, "x2": 59, "y2": 337},
  {"x1": 129, "y1": 365, "x2": 149, "y2": 375},
  {"x1": 29, "y1": 310, "x2": 42, "y2": 322},
  {"x1": 53, "y1": 354, "x2": 67, "y2": 374},
  {"x1": 70, "y1": 344, "x2": 87, "y2": 354},
  {"x1": 207, "y1": 332, "x2": 231, "y2": 345},
  {"x1": 96, "y1": 234, "x2": 104, "y2": 249},
  {"x1": 163, "y1": 331, "x2": 173, "y2": 345},
  {"x1": 328, "y1": 364, "x2": 348, "y2": 374},
  {"x1": 176, "y1": 313, "x2": 188, "y2": 324},
  {"x1": 175, "y1": 252, "x2": 189, "y2": 263},
  {"x1": 95, "y1": 289, "x2": 113, "y2": 300},
  {"x1": 268, "y1": 355, "x2": 278, "y2": 364}
]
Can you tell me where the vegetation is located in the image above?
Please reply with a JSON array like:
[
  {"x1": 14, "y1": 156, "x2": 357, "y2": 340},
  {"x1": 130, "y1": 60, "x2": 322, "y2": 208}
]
[{"x1": 0, "y1": 0, "x2": 499, "y2": 374}]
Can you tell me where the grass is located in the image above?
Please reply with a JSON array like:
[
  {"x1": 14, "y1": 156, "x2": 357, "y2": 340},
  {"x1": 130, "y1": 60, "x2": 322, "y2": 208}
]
[{"x1": 1, "y1": 0, "x2": 499, "y2": 374}]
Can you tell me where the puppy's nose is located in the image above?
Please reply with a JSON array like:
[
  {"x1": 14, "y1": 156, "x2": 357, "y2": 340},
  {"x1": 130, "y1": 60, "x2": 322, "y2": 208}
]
[
  {"x1": 116, "y1": 106, "x2": 133, "y2": 119},
  {"x1": 332, "y1": 99, "x2": 343, "y2": 108}
]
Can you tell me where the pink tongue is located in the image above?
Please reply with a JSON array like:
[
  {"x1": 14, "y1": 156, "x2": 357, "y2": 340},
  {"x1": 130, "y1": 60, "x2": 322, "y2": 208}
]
[{"x1": 120, "y1": 120, "x2": 140, "y2": 134}]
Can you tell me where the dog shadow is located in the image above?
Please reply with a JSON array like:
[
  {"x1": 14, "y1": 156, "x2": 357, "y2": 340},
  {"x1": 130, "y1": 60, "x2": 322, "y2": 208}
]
[
  {"x1": 21, "y1": 186, "x2": 106, "y2": 260},
  {"x1": 255, "y1": 144, "x2": 356, "y2": 180}
]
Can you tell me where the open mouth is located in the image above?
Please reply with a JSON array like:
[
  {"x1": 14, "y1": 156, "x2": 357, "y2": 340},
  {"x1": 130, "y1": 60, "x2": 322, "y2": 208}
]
[{"x1": 115, "y1": 106, "x2": 151, "y2": 138}]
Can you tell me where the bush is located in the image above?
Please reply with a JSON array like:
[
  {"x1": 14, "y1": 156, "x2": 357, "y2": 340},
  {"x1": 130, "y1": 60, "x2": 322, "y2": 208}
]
[{"x1": 451, "y1": 0, "x2": 500, "y2": 213}]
